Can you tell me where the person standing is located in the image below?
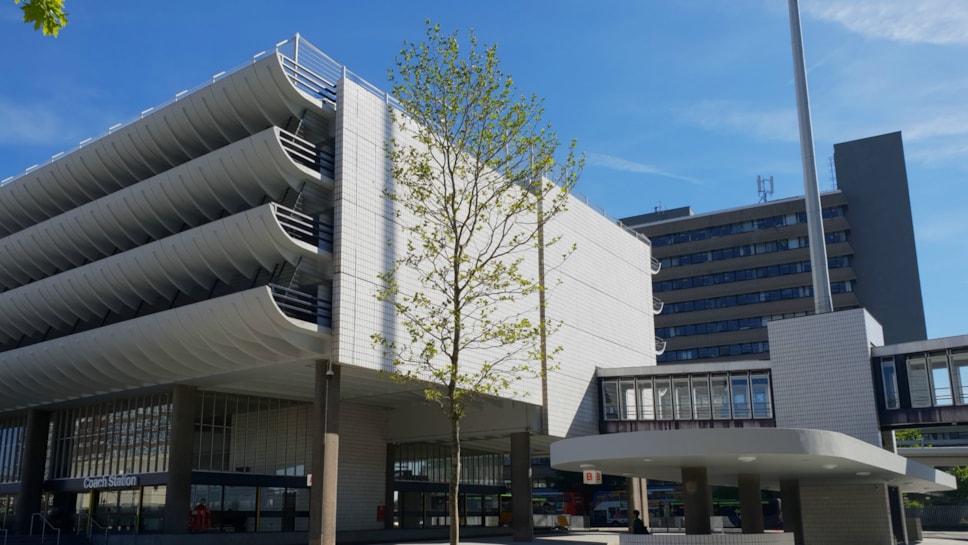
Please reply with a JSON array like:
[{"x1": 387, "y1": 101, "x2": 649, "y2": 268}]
[{"x1": 631, "y1": 509, "x2": 648, "y2": 534}]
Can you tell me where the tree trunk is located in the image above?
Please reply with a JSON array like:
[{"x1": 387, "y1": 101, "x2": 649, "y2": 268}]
[{"x1": 450, "y1": 411, "x2": 461, "y2": 545}]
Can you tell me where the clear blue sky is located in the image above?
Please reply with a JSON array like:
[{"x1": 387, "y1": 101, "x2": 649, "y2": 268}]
[{"x1": 1, "y1": 1, "x2": 966, "y2": 339}]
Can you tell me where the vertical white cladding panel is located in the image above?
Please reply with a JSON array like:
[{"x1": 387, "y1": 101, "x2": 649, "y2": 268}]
[
  {"x1": 769, "y1": 308, "x2": 884, "y2": 445},
  {"x1": 543, "y1": 199, "x2": 656, "y2": 438},
  {"x1": 335, "y1": 79, "x2": 655, "y2": 437},
  {"x1": 337, "y1": 402, "x2": 388, "y2": 530}
]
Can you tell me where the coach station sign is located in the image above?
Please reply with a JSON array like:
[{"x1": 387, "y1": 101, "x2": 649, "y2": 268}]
[{"x1": 82, "y1": 474, "x2": 140, "y2": 490}]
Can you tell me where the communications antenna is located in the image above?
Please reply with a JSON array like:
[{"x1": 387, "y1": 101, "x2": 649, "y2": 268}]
[
  {"x1": 828, "y1": 156, "x2": 837, "y2": 190},
  {"x1": 757, "y1": 175, "x2": 774, "y2": 203}
]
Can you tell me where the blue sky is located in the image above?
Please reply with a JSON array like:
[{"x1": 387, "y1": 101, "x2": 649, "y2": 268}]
[{"x1": 1, "y1": 1, "x2": 966, "y2": 339}]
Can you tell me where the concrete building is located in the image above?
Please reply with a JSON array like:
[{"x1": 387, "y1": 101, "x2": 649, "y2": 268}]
[
  {"x1": 0, "y1": 36, "x2": 658, "y2": 544},
  {"x1": 621, "y1": 132, "x2": 927, "y2": 364}
]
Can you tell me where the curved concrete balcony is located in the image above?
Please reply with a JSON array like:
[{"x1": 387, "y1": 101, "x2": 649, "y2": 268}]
[
  {"x1": 655, "y1": 336, "x2": 667, "y2": 356},
  {"x1": 0, "y1": 50, "x2": 332, "y2": 236},
  {"x1": 0, "y1": 286, "x2": 331, "y2": 411},
  {"x1": 652, "y1": 296, "x2": 664, "y2": 315},
  {"x1": 651, "y1": 256, "x2": 661, "y2": 275},
  {"x1": 0, "y1": 203, "x2": 324, "y2": 345},
  {"x1": 0, "y1": 127, "x2": 326, "y2": 291}
]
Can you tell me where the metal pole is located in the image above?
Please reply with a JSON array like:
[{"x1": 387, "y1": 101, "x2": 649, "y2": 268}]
[{"x1": 788, "y1": 0, "x2": 833, "y2": 314}]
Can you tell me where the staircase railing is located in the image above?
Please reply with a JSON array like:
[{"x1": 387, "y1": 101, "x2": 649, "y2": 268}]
[
  {"x1": 76, "y1": 512, "x2": 110, "y2": 543},
  {"x1": 30, "y1": 513, "x2": 60, "y2": 545}
]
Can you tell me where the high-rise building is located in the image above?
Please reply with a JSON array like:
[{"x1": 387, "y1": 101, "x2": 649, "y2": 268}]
[{"x1": 621, "y1": 132, "x2": 927, "y2": 363}]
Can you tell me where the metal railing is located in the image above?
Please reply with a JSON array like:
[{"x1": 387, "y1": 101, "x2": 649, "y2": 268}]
[
  {"x1": 273, "y1": 204, "x2": 333, "y2": 250},
  {"x1": 278, "y1": 129, "x2": 326, "y2": 174},
  {"x1": 270, "y1": 283, "x2": 332, "y2": 327},
  {"x1": 30, "y1": 513, "x2": 61, "y2": 545},
  {"x1": 75, "y1": 512, "x2": 110, "y2": 543}
]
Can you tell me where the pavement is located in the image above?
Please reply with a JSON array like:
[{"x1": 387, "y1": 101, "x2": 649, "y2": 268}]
[{"x1": 365, "y1": 529, "x2": 968, "y2": 545}]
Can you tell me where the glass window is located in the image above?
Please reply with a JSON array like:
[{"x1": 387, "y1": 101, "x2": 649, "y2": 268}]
[
  {"x1": 751, "y1": 374, "x2": 772, "y2": 418},
  {"x1": 673, "y1": 378, "x2": 692, "y2": 420},
  {"x1": 620, "y1": 380, "x2": 637, "y2": 420},
  {"x1": 692, "y1": 376, "x2": 711, "y2": 420},
  {"x1": 907, "y1": 355, "x2": 931, "y2": 408},
  {"x1": 880, "y1": 357, "x2": 900, "y2": 409},
  {"x1": 710, "y1": 376, "x2": 730, "y2": 419},
  {"x1": 654, "y1": 378, "x2": 673, "y2": 420},
  {"x1": 602, "y1": 381, "x2": 619, "y2": 421},
  {"x1": 952, "y1": 350, "x2": 968, "y2": 405},
  {"x1": 224, "y1": 486, "x2": 256, "y2": 532},
  {"x1": 930, "y1": 352, "x2": 953, "y2": 406},
  {"x1": 141, "y1": 485, "x2": 166, "y2": 533},
  {"x1": 731, "y1": 375, "x2": 751, "y2": 419},
  {"x1": 258, "y1": 487, "x2": 288, "y2": 532},
  {"x1": 637, "y1": 379, "x2": 655, "y2": 420}
]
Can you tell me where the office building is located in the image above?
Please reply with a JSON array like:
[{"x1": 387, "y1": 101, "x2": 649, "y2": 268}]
[
  {"x1": 621, "y1": 132, "x2": 927, "y2": 363},
  {"x1": 0, "y1": 36, "x2": 657, "y2": 543}
]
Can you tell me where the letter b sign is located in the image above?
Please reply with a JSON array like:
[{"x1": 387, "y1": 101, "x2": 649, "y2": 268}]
[{"x1": 583, "y1": 470, "x2": 602, "y2": 485}]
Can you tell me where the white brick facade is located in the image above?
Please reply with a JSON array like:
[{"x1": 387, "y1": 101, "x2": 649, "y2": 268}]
[
  {"x1": 334, "y1": 78, "x2": 655, "y2": 440},
  {"x1": 769, "y1": 308, "x2": 884, "y2": 445}
]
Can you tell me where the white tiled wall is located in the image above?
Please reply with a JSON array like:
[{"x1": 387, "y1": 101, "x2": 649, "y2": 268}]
[
  {"x1": 333, "y1": 79, "x2": 656, "y2": 440},
  {"x1": 336, "y1": 402, "x2": 388, "y2": 530},
  {"x1": 800, "y1": 483, "x2": 893, "y2": 545},
  {"x1": 768, "y1": 308, "x2": 884, "y2": 445}
]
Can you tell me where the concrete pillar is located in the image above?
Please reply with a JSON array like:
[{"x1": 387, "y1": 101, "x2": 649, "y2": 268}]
[
  {"x1": 15, "y1": 409, "x2": 49, "y2": 534},
  {"x1": 310, "y1": 361, "x2": 340, "y2": 545},
  {"x1": 510, "y1": 432, "x2": 532, "y2": 542},
  {"x1": 888, "y1": 486, "x2": 909, "y2": 544},
  {"x1": 628, "y1": 477, "x2": 649, "y2": 531},
  {"x1": 681, "y1": 466, "x2": 712, "y2": 535},
  {"x1": 384, "y1": 443, "x2": 395, "y2": 529},
  {"x1": 163, "y1": 385, "x2": 196, "y2": 534},
  {"x1": 738, "y1": 473, "x2": 764, "y2": 534},
  {"x1": 880, "y1": 430, "x2": 909, "y2": 543},
  {"x1": 780, "y1": 479, "x2": 804, "y2": 545}
]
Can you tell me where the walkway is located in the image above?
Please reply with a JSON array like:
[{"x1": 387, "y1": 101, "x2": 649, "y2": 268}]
[{"x1": 372, "y1": 529, "x2": 968, "y2": 545}]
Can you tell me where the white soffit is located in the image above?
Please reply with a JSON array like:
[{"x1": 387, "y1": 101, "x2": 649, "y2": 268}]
[
  {"x1": 0, "y1": 286, "x2": 329, "y2": 411},
  {"x1": 0, "y1": 203, "x2": 321, "y2": 343},
  {"x1": 0, "y1": 53, "x2": 329, "y2": 236},
  {"x1": 0, "y1": 127, "x2": 322, "y2": 290},
  {"x1": 551, "y1": 428, "x2": 955, "y2": 494}
]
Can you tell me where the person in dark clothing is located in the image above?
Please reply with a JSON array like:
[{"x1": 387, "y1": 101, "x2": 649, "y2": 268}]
[{"x1": 631, "y1": 509, "x2": 648, "y2": 534}]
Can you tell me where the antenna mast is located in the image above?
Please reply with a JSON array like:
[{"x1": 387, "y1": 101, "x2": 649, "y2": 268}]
[{"x1": 757, "y1": 176, "x2": 774, "y2": 203}]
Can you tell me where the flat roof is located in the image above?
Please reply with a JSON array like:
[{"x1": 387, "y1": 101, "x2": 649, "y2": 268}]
[{"x1": 551, "y1": 428, "x2": 954, "y2": 494}]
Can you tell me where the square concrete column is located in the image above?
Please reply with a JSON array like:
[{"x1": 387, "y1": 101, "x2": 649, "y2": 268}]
[
  {"x1": 681, "y1": 466, "x2": 712, "y2": 534},
  {"x1": 510, "y1": 432, "x2": 532, "y2": 542},
  {"x1": 163, "y1": 385, "x2": 197, "y2": 534},
  {"x1": 780, "y1": 479, "x2": 803, "y2": 545},
  {"x1": 15, "y1": 409, "x2": 49, "y2": 534},
  {"x1": 738, "y1": 473, "x2": 764, "y2": 534},
  {"x1": 310, "y1": 361, "x2": 340, "y2": 545},
  {"x1": 628, "y1": 477, "x2": 649, "y2": 532}
]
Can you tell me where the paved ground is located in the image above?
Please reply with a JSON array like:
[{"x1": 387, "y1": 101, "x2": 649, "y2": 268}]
[{"x1": 372, "y1": 529, "x2": 968, "y2": 545}]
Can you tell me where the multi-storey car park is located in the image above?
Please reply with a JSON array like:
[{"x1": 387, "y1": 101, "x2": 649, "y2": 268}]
[
  {"x1": 0, "y1": 35, "x2": 658, "y2": 545},
  {"x1": 0, "y1": 35, "x2": 959, "y2": 545}
]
